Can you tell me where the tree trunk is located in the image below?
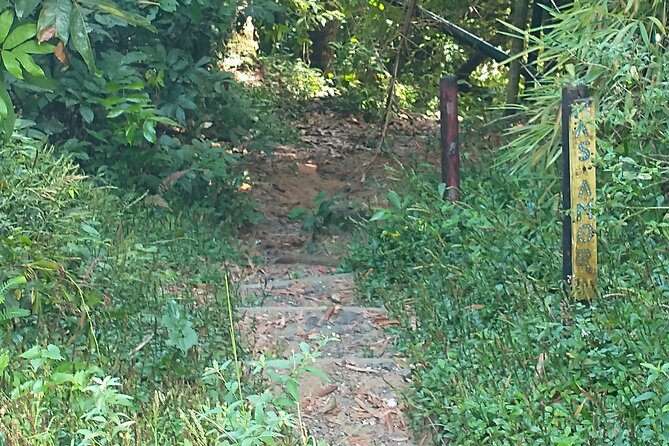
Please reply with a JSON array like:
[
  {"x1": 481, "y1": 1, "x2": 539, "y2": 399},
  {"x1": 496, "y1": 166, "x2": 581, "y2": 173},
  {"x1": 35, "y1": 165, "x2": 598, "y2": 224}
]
[
  {"x1": 505, "y1": 0, "x2": 530, "y2": 113},
  {"x1": 525, "y1": 0, "x2": 545, "y2": 90},
  {"x1": 309, "y1": 3, "x2": 340, "y2": 74}
]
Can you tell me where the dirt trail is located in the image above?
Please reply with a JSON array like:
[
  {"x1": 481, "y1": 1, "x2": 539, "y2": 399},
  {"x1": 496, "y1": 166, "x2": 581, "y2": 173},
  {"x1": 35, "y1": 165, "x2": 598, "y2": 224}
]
[{"x1": 236, "y1": 104, "x2": 438, "y2": 445}]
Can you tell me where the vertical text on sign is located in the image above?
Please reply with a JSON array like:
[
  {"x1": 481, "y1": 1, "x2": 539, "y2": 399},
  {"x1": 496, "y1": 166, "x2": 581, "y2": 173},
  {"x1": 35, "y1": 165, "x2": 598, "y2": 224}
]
[{"x1": 569, "y1": 99, "x2": 597, "y2": 299}]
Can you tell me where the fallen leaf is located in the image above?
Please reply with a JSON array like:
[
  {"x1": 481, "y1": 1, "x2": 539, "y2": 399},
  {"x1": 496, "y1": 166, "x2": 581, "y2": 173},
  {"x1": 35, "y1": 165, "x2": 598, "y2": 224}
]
[
  {"x1": 535, "y1": 352, "x2": 547, "y2": 376},
  {"x1": 374, "y1": 316, "x2": 400, "y2": 327},
  {"x1": 464, "y1": 304, "x2": 485, "y2": 310},
  {"x1": 323, "y1": 305, "x2": 340, "y2": 321},
  {"x1": 54, "y1": 40, "x2": 69, "y2": 69},
  {"x1": 144, "y1": 194, "x2": 170, "y2": 209},
  {"x1": 314, "y1": 384, "x2": 338, "y2": 398},
  {"x1": 344, "y1": 363, "x2": 377, "y2": 373},
  {"x1": 348, "y1": 436, "x2": 369, "y2": 446},
  {"x1": 321, "y1": 396, "x2": 338, "y2": 414},
  {"x1": 577, "y1": 384, "x2": 596, "y2": 402}
]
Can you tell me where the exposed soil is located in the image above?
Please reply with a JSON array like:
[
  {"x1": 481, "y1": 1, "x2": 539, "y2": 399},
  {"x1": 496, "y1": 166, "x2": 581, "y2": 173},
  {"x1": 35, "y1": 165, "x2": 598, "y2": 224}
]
[{"x1": 242, "y1": 102, "x2": 441, "y2": 264}]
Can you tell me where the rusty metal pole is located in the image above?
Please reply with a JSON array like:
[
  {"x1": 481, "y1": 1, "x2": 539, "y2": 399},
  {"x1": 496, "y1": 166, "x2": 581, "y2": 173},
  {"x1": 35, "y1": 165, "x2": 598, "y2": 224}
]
[{"x1": 440, "y1": 75, "x2": 460, "y2": 201}]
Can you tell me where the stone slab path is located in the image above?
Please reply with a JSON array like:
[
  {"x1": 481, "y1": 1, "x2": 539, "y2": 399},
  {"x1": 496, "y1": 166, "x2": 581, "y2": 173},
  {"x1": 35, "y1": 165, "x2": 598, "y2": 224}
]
[{"x1": 239, "y1": 262, "x2": 420, "y2": 446}]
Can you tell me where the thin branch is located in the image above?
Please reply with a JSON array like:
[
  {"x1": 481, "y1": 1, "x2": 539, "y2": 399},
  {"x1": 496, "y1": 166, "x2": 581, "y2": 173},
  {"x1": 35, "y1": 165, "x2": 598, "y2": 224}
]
[{"x1": 376, "y1": 0, "x2": 417, "y2": 151}]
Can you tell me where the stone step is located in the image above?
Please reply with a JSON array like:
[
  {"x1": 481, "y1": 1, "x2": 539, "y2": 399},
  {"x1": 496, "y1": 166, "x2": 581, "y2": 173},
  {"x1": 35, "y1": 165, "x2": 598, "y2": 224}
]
[
  {"x1": 292, "y1": 357, "x2": 418, "y2": 446},
  {"x1": 239, "y1": 272, "x2": 355, "y2": 307},
  {"x1": 239, "y1": 306, "x2": 399, "y2": 359}
]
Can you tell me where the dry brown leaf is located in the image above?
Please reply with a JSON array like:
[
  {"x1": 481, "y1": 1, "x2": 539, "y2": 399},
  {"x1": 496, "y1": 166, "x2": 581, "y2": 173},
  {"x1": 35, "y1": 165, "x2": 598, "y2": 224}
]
[
  {"x1": 344, "y1": 363, "x2": 377, "y2": 373},
  {"x1": 535, "y1": 352, "x2": 547, "y2": 376},
  {"x1": 54, "y1": 41, "x2": 69, "y2": 68},
  {"x1": 577, "y1": 384, "x2": 596, "y2": 402},
  {"x1": 314, "y1": 385, "x2": 338, "y2": 398},
  {"x1": 373, "y1": 316, "x2": 400, "y2": 327},
  {"x1": 321, "y1": 396, "x2": 338, "y2": 414},
  {"x1": 464, "y1": 304, "x2": 485, "y2": 310},
  {"x1": 574, "y1": 399, "x2": 586, "y2": 417},
  {"x1": 323, "y1": 305, "x2": 340, "y2": 321},
  {"x1": 159, "y1": 169, "x2": 192, "y2": 194},
  {"x1": 38, "y1": 26, "x2": 57, "y2": 42},
  {"x1": 348, "y1": 436, "x2": 369, "y2": 446},
  {"x1": 145, "y1": 194, "x2": 170, "y2": 209}
]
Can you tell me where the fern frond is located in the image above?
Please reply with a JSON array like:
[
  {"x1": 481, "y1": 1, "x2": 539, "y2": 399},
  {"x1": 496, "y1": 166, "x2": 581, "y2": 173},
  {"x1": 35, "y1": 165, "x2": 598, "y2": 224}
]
[
  {"x1": 0, "y1": 276, "x2": 27, "y2": 302},
  {"x1": 0, "y1": 308, "x2": 30, "y2": 322}
]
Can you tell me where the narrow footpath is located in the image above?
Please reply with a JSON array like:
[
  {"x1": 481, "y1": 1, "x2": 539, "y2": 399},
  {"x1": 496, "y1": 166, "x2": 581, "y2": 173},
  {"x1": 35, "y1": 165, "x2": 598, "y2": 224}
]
[{"x1": 236, "y1": 106, "x2": 437, "y2": 445}]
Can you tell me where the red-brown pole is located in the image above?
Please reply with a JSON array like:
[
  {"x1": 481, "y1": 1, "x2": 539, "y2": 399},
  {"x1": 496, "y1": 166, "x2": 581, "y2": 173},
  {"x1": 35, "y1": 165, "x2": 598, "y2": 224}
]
[{"x1": 440, "y1": 75, "x2": 460, "y2": 201}]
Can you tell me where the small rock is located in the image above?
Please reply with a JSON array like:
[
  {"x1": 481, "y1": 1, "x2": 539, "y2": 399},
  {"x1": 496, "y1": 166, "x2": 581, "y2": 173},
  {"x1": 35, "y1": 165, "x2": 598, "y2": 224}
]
[
  {"x1": 331, "y1": 293, "x2": 342, "y2": 303},
  {"x1": 386, "y1": 398, "x2": 398, "y2": 408}
]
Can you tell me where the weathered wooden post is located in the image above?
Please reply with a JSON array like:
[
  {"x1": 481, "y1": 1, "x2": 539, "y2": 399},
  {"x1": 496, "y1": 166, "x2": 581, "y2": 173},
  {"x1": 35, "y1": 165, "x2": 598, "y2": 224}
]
[
  {"x1": 440, "y1": 75, "x2": 460, "y2": 201},
  {"x1": 562, "y1": 85, "x2": 597, "y2": 299}
]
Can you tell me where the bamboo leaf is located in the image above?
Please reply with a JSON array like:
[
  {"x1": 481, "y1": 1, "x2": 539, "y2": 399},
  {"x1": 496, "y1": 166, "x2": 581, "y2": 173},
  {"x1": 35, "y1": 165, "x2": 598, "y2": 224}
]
[{"x1": 79, "y1": 0, "x2": 157, "y2": 32}]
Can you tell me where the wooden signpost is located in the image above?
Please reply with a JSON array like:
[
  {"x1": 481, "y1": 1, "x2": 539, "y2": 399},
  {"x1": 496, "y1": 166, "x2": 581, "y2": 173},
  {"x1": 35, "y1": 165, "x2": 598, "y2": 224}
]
[{"x1": 562, "y1": 85, "x2": 597, "y2": 299}]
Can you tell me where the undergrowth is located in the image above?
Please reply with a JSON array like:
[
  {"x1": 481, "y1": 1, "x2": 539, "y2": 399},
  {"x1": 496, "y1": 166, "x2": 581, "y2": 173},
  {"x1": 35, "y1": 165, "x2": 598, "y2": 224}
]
[
  {"x1": 348, "y1": 155, "x2": 669, "y2": 444},
  {"x1": 0, "y1": 135, "x2": 326, "y2": 445}
]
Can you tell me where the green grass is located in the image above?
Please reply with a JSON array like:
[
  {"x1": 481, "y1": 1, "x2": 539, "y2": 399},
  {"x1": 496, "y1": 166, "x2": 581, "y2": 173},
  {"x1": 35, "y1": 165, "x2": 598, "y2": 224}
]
[
  {"x1": 348, "y1": 156, "x2": 669, "y2": 444},
  {"x1": 0, "y1": 136, "x2": 326, "y2": 445}
]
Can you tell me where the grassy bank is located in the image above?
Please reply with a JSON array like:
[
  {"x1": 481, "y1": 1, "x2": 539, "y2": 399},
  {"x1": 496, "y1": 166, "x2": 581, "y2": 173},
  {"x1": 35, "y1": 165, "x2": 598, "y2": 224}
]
[{"x1": 348, "y1": 154, "x2": 669, "y2": 444}]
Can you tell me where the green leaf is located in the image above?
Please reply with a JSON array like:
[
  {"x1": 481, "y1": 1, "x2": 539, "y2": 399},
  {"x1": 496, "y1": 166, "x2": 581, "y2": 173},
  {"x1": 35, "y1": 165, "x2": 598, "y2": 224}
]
[
  {"x1": 15, "y1": 52, "x2": 44, "y2": 77},
  {"x1": 70, "y1": 3, "x2": 95, "y2": 72},
  {"x1": 37, "y1": 0, "x2": 72, "y2": 43},
  {"x1": 44, "y1": 344, "x2": 62, "y2": 360},
  {"x1": 302, "y1": 216, "x2": 316, "y2": 230},
  {"x1": 438, "y1": 183, "x2": 446, "y2": 198},
  {"x1": 0, "y1": 80, "x2": 16, "y2": 137},
  {"x1": 265, "y1": 359, "x2": 293, "y2": 370},
  {"x1": 1, "y1": 276, "x2": 26, "y2": 296},
  {"x1": 0, "y1": 353, "x2": 8, "y2": 375},
  {"x1": 19, "y1": 345, "x2": 40, "y2": 359},
  {"x1": 387, "y1": 190, "x2": 401, "y2": 209},
  {"x1": 80, "y1": 222, "x2": 99, "y2": 236},
  {"x1": 285, "y1": 379, "x2": 300, "y2": 402},
  {"x1": 25, "y1": 261, "x2": 60, "y2": 274},
  {"x1": 3, "y1": 23, "x2": 37, "y2": 49},
  {"x1": 15, "y1": 0, "x2": 41, "y2": 19},
  {"x1": 1, "y1": 307, "x2": 30, "y2": 320},
  {"x1": 124, "y1": 122, "x2": 137, "y2": 141},
  {"x1": 289, "y1": 206, "x2": 307, "y2": 220},
  {"x1": 632, "y1": 391, "x2": 656, "y2": 404},
  {"x1": 0, "y1": 93, "x2": 7, "y2": 117},
  {"x1": 0, "y1": 10, "x2": 14, "y2": 44},
  {"x1": 80, "y1": 105, "x2": 94, "y2": 123},
  {"x1": 302, "y1": 365, "x2": 329, "y2": 382},
  {"x1": 369, "y1": 210, "x2": 386, "y2": 222},
  {"x1": 142, "y1": 120, "x2": 156, "y2": 143},
  {"x1": 2, "y1": 50, "x2": 23, "y2": 79},
  {"x1": 14, "y1": 39, "x2": 55, "y2": 54}
]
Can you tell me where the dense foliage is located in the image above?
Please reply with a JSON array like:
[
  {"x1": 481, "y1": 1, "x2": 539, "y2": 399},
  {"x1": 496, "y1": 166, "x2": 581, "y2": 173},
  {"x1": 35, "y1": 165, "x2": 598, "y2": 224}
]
[
  {"x1": 349, "y1": 158, "x2": 668, "y2": 444},
  {"x1": 0, "y1": 135, "x2": 328, "y2": 444},
  {"x1": 2, "y1": 0, "x2": 668, "y2": 443}
]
